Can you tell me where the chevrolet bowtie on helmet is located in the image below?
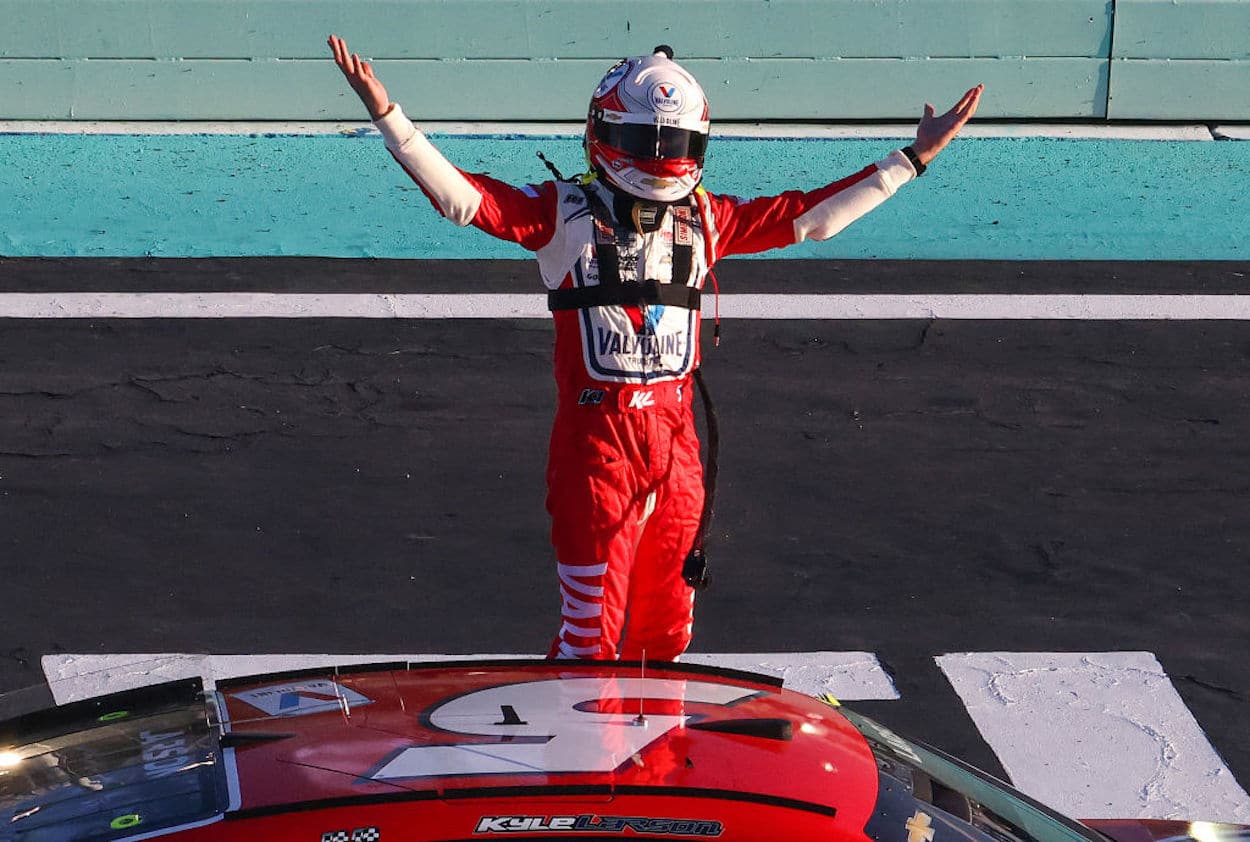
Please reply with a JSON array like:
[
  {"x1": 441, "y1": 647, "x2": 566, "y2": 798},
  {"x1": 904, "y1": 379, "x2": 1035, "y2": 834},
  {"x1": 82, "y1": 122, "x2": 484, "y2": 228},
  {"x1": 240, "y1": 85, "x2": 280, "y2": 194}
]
[{"x1": 585, "y1": 46, "x2": 710, "y2": 203}]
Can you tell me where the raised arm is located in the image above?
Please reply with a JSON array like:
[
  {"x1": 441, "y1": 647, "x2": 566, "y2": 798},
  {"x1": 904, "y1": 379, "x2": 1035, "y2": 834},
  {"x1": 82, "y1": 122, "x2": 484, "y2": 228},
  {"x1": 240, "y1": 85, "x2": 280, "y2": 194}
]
[
  {"x1": 708, "y1": 85, "x2": 984, "y2": 260},
  {"x1": 911, "y1": 84, "x2": 984, "y2": 166},
  {"x1": 328, "y1": 34, "x2": 392, "y2": 119},
  {"x1": 326, "y1": 34, "x2": 556, "y2": 250}
]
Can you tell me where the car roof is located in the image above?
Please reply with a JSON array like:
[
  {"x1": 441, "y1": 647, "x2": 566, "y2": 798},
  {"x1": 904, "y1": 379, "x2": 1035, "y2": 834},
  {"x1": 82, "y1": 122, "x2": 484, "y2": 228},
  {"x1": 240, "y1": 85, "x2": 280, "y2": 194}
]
[
  {"x1": 0, "y1": 659, "x2": 881, "y2": 841},
  {"x1": 211, "y1": 659, "x2": 878, "y2": 837}
]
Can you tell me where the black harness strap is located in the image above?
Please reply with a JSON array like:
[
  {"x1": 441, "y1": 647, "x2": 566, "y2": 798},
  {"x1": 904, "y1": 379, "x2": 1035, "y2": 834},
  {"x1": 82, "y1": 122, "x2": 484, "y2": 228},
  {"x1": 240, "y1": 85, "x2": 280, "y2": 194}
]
[
  {"x1": 546, "y1": 186, "x2": 696, "y2": 313},
  {"x1": 586, "y1": 186, "x2": 624, "y2": 287},
  {"x1": 548, "y1": 281, "x2": 700, "y2": 311}
]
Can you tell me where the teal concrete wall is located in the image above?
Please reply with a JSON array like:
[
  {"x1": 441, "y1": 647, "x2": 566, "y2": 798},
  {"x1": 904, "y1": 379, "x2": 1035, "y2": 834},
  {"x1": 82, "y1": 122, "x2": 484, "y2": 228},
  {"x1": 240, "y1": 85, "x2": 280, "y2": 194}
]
[
  {"x1": 1, "y1": 0, "x2": 1247, "y2": 121},
  {"x1": 2, "y1": 132, "x2": 1246, "y2": 260},
  {"x1": 1110, "y1": 0, "x2": 1250, "y2": 120}
]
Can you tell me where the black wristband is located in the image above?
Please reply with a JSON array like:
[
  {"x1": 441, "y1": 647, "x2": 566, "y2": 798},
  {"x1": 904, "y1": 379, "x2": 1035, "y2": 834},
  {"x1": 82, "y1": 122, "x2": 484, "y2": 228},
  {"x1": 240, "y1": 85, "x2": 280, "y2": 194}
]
[{"x1": 902, "y1": 145, "x2": 927, "y2": 176}]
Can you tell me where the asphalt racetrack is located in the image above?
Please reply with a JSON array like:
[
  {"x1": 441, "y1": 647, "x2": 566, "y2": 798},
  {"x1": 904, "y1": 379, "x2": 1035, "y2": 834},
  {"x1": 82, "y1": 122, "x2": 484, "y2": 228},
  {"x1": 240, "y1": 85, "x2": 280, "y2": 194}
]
[{"x1": 0, "y1": 257, "x2": 1247, "y2": 816}]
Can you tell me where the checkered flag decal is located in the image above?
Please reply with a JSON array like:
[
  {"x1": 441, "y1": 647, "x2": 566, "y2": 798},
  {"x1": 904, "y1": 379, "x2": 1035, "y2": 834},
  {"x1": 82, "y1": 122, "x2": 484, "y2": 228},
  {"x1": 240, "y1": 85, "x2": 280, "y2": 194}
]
[{"x1": 321, "y1": 832, "x2": 379, "y2": 842}]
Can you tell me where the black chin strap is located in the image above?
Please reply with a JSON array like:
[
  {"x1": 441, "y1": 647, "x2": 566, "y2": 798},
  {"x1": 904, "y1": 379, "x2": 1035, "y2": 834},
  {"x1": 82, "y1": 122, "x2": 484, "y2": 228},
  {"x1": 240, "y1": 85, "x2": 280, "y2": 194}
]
[{"x1": 611, "y1": 193, "x2": 669, "y2": 234}]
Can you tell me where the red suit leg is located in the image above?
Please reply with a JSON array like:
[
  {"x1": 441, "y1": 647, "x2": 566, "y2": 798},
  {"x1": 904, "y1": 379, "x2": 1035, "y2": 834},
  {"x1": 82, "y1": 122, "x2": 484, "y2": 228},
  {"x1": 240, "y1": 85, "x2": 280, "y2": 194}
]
[
  {"x1": 546, "y1": 407, "x2": 644, "y2": 659},
  {"x1": 545, "y1": 401, "x2": 701, "y2": 661},
  {"x1": 619, "y1": 406, "x2": 702, "y2": 662}
]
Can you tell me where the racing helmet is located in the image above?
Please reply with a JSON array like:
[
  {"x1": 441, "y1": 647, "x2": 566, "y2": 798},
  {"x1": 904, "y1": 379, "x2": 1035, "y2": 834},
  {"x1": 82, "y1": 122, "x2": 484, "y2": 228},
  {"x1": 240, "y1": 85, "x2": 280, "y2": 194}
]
[{"x1": 585, "y1": 46, "x2": 710, "y2": 203}]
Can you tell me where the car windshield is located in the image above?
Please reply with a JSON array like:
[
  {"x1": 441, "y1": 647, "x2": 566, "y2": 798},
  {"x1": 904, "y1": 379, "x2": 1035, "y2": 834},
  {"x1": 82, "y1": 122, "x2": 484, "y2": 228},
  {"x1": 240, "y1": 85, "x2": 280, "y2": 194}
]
[
  {"x1": 839, "y1": 706, "x2": 1104, "y2": 842},
  {"x1": 0, "y1": 679, "x2": 230, "y2": 841}
]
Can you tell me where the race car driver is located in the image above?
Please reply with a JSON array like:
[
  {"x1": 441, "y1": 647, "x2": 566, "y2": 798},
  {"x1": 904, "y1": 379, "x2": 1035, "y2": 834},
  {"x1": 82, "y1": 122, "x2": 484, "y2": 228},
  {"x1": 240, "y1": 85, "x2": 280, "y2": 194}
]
[{"x1": 328, "y1": 34, "x2": 982, "y2": 662}]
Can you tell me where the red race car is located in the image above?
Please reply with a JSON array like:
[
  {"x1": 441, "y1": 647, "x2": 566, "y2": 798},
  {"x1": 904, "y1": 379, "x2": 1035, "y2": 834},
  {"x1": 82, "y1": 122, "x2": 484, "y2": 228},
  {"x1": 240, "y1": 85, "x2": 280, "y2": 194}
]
[{"x1": 0, "y1": 660, "x2": 1245, "y2": 841}]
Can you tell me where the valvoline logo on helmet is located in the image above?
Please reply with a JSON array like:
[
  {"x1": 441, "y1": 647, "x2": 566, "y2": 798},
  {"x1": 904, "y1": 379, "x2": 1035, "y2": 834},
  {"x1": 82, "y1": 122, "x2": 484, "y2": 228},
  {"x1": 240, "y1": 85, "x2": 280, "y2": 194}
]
[{"x1": 649, "y1": 81, "x2": 685, "y2": 113}]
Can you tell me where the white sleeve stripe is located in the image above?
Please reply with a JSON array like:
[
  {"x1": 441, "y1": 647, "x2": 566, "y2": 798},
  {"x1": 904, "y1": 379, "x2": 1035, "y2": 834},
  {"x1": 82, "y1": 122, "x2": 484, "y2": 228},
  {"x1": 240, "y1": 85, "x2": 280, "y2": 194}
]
[
  {"x1": 793, "y1": 150, "x2": 915, "y2": 243},
  {"x1": 373, "y1": 103, "x2": 483, "y2": 227}
]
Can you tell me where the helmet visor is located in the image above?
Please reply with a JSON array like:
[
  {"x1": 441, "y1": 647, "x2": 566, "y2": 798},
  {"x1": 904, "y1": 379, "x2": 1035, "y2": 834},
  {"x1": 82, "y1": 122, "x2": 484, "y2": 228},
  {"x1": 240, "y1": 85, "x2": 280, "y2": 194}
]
[{"x1": 594, "y1": 118, "x2": 707, "y2": 162}]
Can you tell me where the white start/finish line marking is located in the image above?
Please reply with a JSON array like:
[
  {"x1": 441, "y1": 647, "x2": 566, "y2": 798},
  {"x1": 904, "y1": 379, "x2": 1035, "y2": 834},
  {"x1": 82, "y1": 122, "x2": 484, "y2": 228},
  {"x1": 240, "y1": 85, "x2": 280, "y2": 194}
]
[
  {"x1": 38, "y1": 651, "x2": 899, "y2": 705},
  {"x1": 5, "y1": 293, "x2": 1250, "y2": 320},
  {"x1": 682, "y1": 651, "x2": 900, "y2": 699},
  {"x1": 936, "y1": 651, "x2": 1250, "y2": 824}
]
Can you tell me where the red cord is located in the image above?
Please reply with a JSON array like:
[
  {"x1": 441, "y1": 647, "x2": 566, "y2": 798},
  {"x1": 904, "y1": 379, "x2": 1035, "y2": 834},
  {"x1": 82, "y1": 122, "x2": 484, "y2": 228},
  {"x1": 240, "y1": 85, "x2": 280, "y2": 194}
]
[{"x1": 694, "y1": 191, "x2": 721, "y2": 347}]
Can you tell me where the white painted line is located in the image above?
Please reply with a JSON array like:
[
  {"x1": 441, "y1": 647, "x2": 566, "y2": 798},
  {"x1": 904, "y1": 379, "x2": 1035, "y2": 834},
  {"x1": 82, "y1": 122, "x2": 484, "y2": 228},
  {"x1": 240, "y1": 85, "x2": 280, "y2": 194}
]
[
  {"x1": 39, "y1": 653, "x2": 533, "y2": 703},
  {"x1": 954, "y1": 124, "x2": 1213, "y2": 141},
  {"x1": 5, "y1": 293, "x2": 1250, "y2": 320},
  {"x1": 0, "y1": 121, "x2": 393, "y2": 137},
  {"x1": 40, "y1": 651, "x2": 898, "y2": 705},
  {"x1": 1213, "y1": 125, "x2": 1250, "y2": 141},
  {"x1": 41, "y1": 653, "x2": 214, "y2": 702},
  {"x1": 0, "y1": 121, "x2": 580, "y2": 137},
  {"x1": 718, "y1": 294, "x2": 1250, "y2": 320},
  {"x1": 0, "y1": 121, "x2": 1215, "y2": 140},
  {"x1": 0, "y1": 293, "x2": 545, "y2": 319},
  {"x1": 937, "y1": 652, "x2": 1250, "y2": 823},
  {"x1": 683, "y1": 651, "x2": 899, "y2": 699}
]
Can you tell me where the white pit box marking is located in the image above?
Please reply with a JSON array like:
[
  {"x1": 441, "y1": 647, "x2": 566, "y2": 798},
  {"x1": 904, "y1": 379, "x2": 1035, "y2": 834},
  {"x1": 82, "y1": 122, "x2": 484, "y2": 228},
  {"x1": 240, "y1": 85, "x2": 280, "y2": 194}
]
[{"x1": 937, "y1": 651, "x2": 1250, "y2": 823}]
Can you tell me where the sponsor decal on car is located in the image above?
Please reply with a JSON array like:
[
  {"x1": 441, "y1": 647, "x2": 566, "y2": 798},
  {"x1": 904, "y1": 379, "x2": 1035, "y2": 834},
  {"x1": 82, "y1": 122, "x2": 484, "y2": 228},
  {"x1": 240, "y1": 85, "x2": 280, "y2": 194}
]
[
  {"x1": 231, "y1": 679, "x2": 373, "y2": 716},
  {"x1": 138, "y1": 727, "x2": 196, "y2": 779},
  {"x1": 474, "y1": 814, "x2": 723, "y2": 836},
  {"x1": 906, "y1": 811, "x2": 936, "y2": 842},
  {"x1": 322, "y1": 828, "x2": 381, "y2": 842},
  {"x1": 365, "y1": 678, "x2": 757, "y2": 781}
]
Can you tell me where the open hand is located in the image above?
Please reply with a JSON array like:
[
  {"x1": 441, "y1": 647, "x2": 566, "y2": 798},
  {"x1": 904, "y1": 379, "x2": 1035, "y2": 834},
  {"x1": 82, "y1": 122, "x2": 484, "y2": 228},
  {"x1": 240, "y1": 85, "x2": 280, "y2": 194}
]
[
  {"x1": 912, "y1": 84, "x2": 983, "y2": 165},
  {"x1": 328, "y1": 34, "x2": 391, "y2": 120}
]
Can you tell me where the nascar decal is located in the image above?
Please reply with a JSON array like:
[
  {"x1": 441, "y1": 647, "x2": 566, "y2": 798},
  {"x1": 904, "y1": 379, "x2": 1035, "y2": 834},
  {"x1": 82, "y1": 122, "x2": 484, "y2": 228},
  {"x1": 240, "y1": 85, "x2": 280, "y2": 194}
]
[
  {"x1": 367, "y1": 678, "x2": 756, "y2": 780},
  {"x1": 138, "y1": 727, "x2": 198, "y2": 779},
  {"x1": 231, "y1": 679, "x2": 373, "y2": 716},
  {"x1": 475, "y1": 814, "x2": 722, "y2": 836}
]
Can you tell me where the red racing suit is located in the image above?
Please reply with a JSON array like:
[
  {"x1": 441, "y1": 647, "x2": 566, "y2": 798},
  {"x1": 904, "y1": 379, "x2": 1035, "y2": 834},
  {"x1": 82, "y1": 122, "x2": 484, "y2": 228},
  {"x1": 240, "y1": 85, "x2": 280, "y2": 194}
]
[{"x1": 375, "y1": 104, "x2": 917, "y2": 661}]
